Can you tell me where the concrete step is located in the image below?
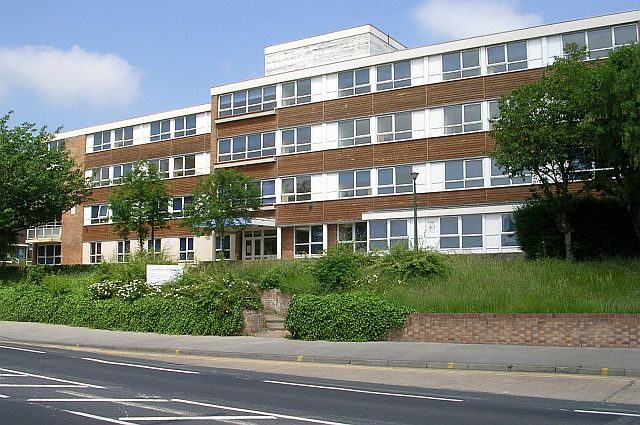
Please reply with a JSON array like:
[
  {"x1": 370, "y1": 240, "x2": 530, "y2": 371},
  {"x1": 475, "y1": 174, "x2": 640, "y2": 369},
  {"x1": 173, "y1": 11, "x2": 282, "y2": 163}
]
[{"x1": 265, "y1": 314, "x2": 285, "y2": 331}]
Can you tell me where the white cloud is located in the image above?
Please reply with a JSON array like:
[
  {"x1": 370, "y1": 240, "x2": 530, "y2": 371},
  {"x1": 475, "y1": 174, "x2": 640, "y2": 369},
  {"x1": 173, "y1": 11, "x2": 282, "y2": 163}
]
[
  {"x1": 0, "y1": 45, "x2": 140, "y2": 107},
  {"x1": 414, "y1": 0, "x2": 543, "y2": 40}
]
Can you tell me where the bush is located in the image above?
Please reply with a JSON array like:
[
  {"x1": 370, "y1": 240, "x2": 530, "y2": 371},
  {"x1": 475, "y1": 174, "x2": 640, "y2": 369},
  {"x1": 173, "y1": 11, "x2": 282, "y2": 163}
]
[
  {"x1": 285, "y1": 292, "x2": 410, "y2": 341},
  {"x1": 373, "y1": 244, "x2": 450, "y2": 280},
  {"x1": 257, "y1": 267, "x2": 282, "y2": 290},
  {"x1": 312, "y1": 244, "x2": 360, "y2": 293},
  {"x1": 93, "y1": 249, "x2": 175, "y2": 284},
  {"x1": 22, "y1": 265, "x2": 47, "y2": 285}
]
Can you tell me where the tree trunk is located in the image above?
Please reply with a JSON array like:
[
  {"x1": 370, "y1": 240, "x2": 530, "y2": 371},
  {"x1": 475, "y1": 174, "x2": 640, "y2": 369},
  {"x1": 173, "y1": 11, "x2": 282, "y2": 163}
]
[{"x1": 559, "y1": 211, "x2": 575, "y2": 261}]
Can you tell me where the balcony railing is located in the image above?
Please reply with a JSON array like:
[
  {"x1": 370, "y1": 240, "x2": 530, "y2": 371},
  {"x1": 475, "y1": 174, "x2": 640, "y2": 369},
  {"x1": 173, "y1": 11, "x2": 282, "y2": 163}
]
[{"x1": 26, "y1": 224, "x2": 62, "y2": 242}]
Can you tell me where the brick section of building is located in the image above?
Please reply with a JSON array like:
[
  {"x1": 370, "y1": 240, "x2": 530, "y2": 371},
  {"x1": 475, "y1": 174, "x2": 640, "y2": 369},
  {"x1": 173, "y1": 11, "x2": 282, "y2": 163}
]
[
  {"x1": 388, "y1": 313, "x2": 640, "y2": 348},
  {"x1": 61, "y1": 135, "x2": 86, "y2": 264}
]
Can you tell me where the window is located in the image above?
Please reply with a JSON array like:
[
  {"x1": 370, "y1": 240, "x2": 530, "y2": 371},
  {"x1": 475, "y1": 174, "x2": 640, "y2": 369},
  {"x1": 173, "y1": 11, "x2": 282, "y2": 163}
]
[
  {"x1": 369, "y1": 219, "x2": 408, "y2": 251},
  {"x1": 281, "y1": 126, "x2": 311, "y2": 154},
  {"x1": 112, "y1": 163, "x2": 132, "y2": 185},
  {"x1": 172, "y1": 196, "x2": 193, "y2": 218},
  {"x1": 338, "y1": 170, "x2": 371, "y2": 198},
  {"x1": 442, "y1": 49, "x2": 480, "y2": 80},
  {"x1": 89, "y1": 242, "x2": 102, "y2": 264},
  {"x1": 150, "y1": 119, "x2": 170, "y2": 142},
  {"x1": 259, "y1": 180, "x2": 276, "y2": 205},
  {"x1": 90, "y1": 205, "x2": 109, "y2": 224},
  {"x1": 92, "y1": 167, "x2": 110, "y2": 187},
  {"x1": 282, "y1": 79, "x2": 311, "y2": 106},
  {"x1": 444, "y1": 103, "x2": 482, "y2": 134},
  {"x1": 487, "y1": 41, "x2": 527, "y2": 74},
  {"x1": 501, "y1": 213, "x2": 518, "y2": 247},
  {"x1": 215, "y1": 235, "x2": 231, "y2": 260},
  {"x1": 338, "y1": 68, "x2": 370, "y2": 97},
  {"x1": 218, "y1": 85, "x2": 277, "y2": 117},
  {"x1": 338, "y1": 118, "x2": 371, "y2": 146},
  {"x1": 179, "y1": 237, "x2": 194, "y2": 261},
  {"x1": 445, "y1": 159, "x2": 484, "y2": 189},
  {"x1": 47, "y1": 139, "x2": 65, "y2": 150},
  {"x1": 490, "y1": 159, "x2": 532, "y2": 186},
  {"x1": 218, "y1": 132, "x2": 276, "y2": 162},
  {"x1": 488, "y1": 100, "x2": 500, "y2": 129},
  {"x1": 117, "y1": 241, "x2": 130, "y2": 263},
  {"x1": 114, "y1": 126, "x2": 133, "y2": 148},
  {"x1": 148, "y1": 158, "x2": 169, "y2": 179},
  {"x1": 376, "y1": 61, "x2": 411, "y2": 90},
  {"x1": 294, "y1": 225, "x2": 323, "y2": 256},
  {"x1": 147, "y1": 238, "x2": 161, "y2": 254},
  {"x1": 338, "y1": 222, "x2": 367, "y2": 251},
  {"x1": 440, "y1": 215, "x2": 483, "y2": 249},
  {"x1": 377, "y1": 165, "x2": 413, "y2": 194},
  {"x1": 563, "y1": 24, "x2": 638, "y2": 59},
  {"x1": 281, "y1": 175, "x2": 311, "y2": 202},
  {"x1": 244, "y1": 229, "x2": 277, "y2": 260},
  {"x1": 174, "y1": 115, "x2": 196, "y2": 137},
  {"x1": 93, "y1": 130, "x2": 111, "y2": 151},
  {"x1": 36, "y1": 244, "x2": 61, "y2": 265},
  {"x1": 173, "y1": 155, "x2": 196, "y2": 177},
  {"x1": 376, "y1": 112, "x2": 412, "y2": 142}
]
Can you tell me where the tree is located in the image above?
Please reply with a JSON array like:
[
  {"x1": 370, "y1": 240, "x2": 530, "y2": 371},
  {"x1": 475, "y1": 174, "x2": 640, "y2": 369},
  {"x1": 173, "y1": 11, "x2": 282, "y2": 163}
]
[
  {"x1": 109, "y1": 161, "x2": 170, "y2": 251},
  {"x1": 182, "y1": 169, "x2": 262, "y2": 259},
  {"x1": 0, "y1": 111, "x2": 88, "y2": 262},
  {"x1": 490, "y1": 47, "x2": 596, "y2": 261}
]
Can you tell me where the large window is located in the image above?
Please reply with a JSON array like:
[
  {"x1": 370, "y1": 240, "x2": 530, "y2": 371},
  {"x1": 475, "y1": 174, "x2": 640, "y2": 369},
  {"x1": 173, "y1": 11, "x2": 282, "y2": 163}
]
[
  {"x1": 215, "y1": 235, "x2": 231, "y2": 260},
  {"x1": 376, "y1": 61, "x2": 411, "y2": 91},
  {"x1": 92, "y1": 167, "x2": 110, "y2": 187},
  {"x1": 244, "y1": 229, "x2": 277, "y2": 260},
  {"x1": 294, "y1": 225, "x2": 323, "y2": 256},
  {"x1": 444, "y1": 103, "x2": 482, "y2": 135},
  {"x1": 338, "y1": 222, "x2": 367, "y2": 251},
  {"x1": 442, "y1": 49, "x2": 480, "y2": 80},
  {"x1": 179, "y1": 237, "x2": 194, "y2": 261},
  {"x1": 338, "y1": 68, "x2": 370, "y2": 97},
  {"x1": 377, "y1": 165, "x2": 413, "y2": 194},
  {"x1": 172, "y1": 196, "x2": 193, "y2": 218},
  {"x1": 150, "y1": 119, "x2": 171, "y2": 142},
  {"x1": 368, "y1": 219, "x2": 408, "y2": 251},
  {"x1": 501, "y1": 213, "x2": 518, "y2": 247},
  {"x1": 281, "y1": 126, "x2": 311, "y2": 154},
  {"x1": 338, "y1": 170, "x2": 371, "y2": 198},
  {"x1": 563, "y1": 24, "x2": 638, "y2": 59},
  {"x1": 490, "y1": 159, "x2": 532, "y2": 186},
  {"x1": 89, "y1": 242, "x2": 102, "y2": 264},
  {"x1": 37, "y1": 244, "x2": 61, "y2": 265},
  {"x1": 174, "y1": 115, "x2": 196, "y2": 138},
  {"x1": 487, "y1": 41, "x2": 527, "y2": 74},
  {"x1": 376, "y1": 112, "x2": 412, "y2": 142},
  {"x1": 147, "y1": 238, "x2": 161, "y2": 254},
  {"x1": 218, "y1": 85, "x2": 277, "y2": 117},
  {"x1": 282, "y1": 79, "x2": 311, "y2": 106},
  {"x1": 445, "y1": 159, "x2": 484, "y2": 189},
  {"x1": 281, "y1": 175, "x2": 311, "y2": 202},
  {"x1": 148, "y1": 158, "x2": 170, "y2": 179},
  {"x1": 440, "y1": 215, "x2": 483, "y2": 249},
  {"x1": 259, "y1": 180, "x2": 276, "y2": 205},
  {"x1": 93, "y1": 130, "x2": 111, "y2": 151},
  {"x1": 173, "y1": 155, "x2": 196, "y2": 177},
  {"x1": 47, "y1": 139, "x2": 65, "y2": 151},
  {"x1": 114, "y1": 126, "x2": 133, "y2": 148},
  {"x1": 338, "y1": 118, "x2": 371, "y2": 146},
  {"x1": 117, "y1": 241, "x2": 130, "y2": 263},
  {"x1": 90, "y1": 205, "x2": 109, "y2": 224},
  {"x1": 112, "y1": 163, "x2": 132, "y2": 185},
  {"x1": 218, "y1": 132, "x2": 276, "y2": 162}
]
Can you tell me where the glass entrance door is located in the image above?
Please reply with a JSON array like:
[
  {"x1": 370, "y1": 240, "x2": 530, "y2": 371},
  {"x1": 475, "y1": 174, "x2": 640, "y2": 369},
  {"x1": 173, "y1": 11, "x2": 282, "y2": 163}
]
[{"x1": 243, "y1": 229, "x2": 277, "y2": 260}]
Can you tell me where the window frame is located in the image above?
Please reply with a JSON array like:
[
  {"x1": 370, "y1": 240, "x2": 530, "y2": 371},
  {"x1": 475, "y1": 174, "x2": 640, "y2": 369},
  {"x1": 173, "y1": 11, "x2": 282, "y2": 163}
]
[
  {"x1": 116, "y1": 240, "x2": 131, "y2": 263},
  {"x1": 376, "y1": 112, "x2": 412, "y2": 143},
  {"x1": 174, "y1": 114, "x2": 196, "y2": 138},
  {"x1": 282, "y1": 79, "x2": 312, "y2": 106},
  {"x1": 439, "y1": 215, "x2": 483, "y2": 250},
  {"x1": 147, "y1": 238, "x2": 162, "y2": 254},
  {"x1": 294, "y1": 225, "x2": 324, "y2": 257},
  {"x1": 150, "y1": 119, "x2": 171, "y2": 142},
  {"x1": 487, "y1": 41, "x2": 528, "y2": 74},
  {"x1": 172, "y1": 195, "x2": 193, "y2": 218},
  {"x1": 376, "y1": 60, "x2": 411, "y2": 91},
  {"x1": 89, "y1": 242, "x2": 102, "y2": 264},
  {"x1": 172, "y1": 154, "x2": 196, "y2": 177},
  {"x1": 280, "y1": 175, "x2": 311, "y2": 202},
  {"x1": 179, "y1": 237, "x2": 194, "y2": 262},
  {"x1": 90, "y1": 205, "x2": 109, "y2": 225},
  {"x1": 148, "y1": 158, "x2": 170, "y2": 179},
  {"x1": 281, "y1": 126, "x2": 312, "y2": 154},
  {"x1": 112, "y1": 163, "x2": 133, "y2": 185},
  {"x1": 218, "y1": 131, "x2": 276, "y2": 162},
  {"x1": 338, "y1": 169, "x2": 371, "y2": 198},
  {"x1": 337, "y1": 222, "x2": 368, "y2": 252},
  {"x1": 490, "y1": 158, "x2": 532, "y2": 186},
  {"x1": 368, "y1": 219, "x2": 408, "y2": 251},
  {"x1": 444, "y1": 159, "x2": 485, "y2": 189},
  {"x1": 92, "y1": 167, "x2": 111, "y2": 187},
  {"x1": 443, "y1": 103, "x2": 483, "y2": 135},
  {"x1": 92, "y1": 130, "x2": 111, "y2": 152},
  {"x1": 113, "y1": 126, "x2": 134, "y2": 148},
  {"x1": 501, "y1": 213, "x2": 518, "y2": 247},
  {"x1": 218, "y1": 85, "x2": 277, "y2": 118},
  {"x1": 337, "y1": 118, "x2": 371, "y2": 147},
  {"x1": 338, "y1": 68, "x2": 371, "y2": 97},
  {"x1": 259, "y1": 179, "x2": 276, "y2": 205},
  {"x1": 377, "y1": 165, "x2": 413, "y2": 195},
  {"x1": 36, "y1": 244, "x2": 61, "y2": 265},
  {"x1": 442, "y1": 49, "x2": 481, "y2": 81}
]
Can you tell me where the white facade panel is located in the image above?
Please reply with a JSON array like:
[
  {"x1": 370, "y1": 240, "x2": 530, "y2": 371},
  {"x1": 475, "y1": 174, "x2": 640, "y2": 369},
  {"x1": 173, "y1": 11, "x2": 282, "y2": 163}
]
[
  {"x1": 195, "y1": 152, "x2": 211, "y2": 175},
  {"x1": 325, "y1": 172, "x2": 339, "y2": 200},
  {"x1": 429, "y1": 107, "x2": 444, "y2": 137},
  {"x1": 547, "y1": 34, "x2": 563, "y2": 63},
  {"x1": 428, "y1": 55, "x2": 443, "y2": 83},
  {"x1": 411, "y1": 57, "x2": 424, "y2": 85},
  {"x1": 527, "y1": 38, "x2": 544, "y2": 68},
  {"x1": 311, "y1": 174, "x2": 325, "y2": 201},
  {"x1": 412, "y1": 110, "x2": 426, "y2": 139},
  {"x1": 325, "y1": 73, "x2": 338, "y2": 99},
  {"x1": 311, "y1": 76, "x2": 323, "y2": 102}
]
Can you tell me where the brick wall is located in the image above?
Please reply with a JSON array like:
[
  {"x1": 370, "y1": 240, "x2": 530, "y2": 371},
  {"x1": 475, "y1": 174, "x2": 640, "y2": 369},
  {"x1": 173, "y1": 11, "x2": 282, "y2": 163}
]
[
  {"x1": 388, "y1": 313, "x2": 640, "y2": 348},
  {"x1": 260, "y1": 289, "x2": 292, "y2": 315},
  {"x1": 241, "y1": 310, "x2": 265, "y2": 334}
]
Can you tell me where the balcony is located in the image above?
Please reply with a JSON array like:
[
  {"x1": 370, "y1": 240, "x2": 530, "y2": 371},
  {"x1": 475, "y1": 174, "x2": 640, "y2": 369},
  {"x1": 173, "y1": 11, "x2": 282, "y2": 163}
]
[{"x1": 26, "y1": 222, "x2": 62, "y2": 243}]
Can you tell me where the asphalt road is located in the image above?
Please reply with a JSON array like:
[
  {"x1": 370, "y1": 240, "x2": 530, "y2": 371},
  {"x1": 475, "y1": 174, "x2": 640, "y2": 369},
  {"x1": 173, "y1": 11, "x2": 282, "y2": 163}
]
[{"x1": 0, "y1": 343, "x2": 639, "y2": 425}]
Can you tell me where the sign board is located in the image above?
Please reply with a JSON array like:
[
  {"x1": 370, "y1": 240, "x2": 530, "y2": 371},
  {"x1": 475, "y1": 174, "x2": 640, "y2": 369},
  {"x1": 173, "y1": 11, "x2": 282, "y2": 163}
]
[{"x1": 147, "y1": 264, "x2": 184, "y2": 286}]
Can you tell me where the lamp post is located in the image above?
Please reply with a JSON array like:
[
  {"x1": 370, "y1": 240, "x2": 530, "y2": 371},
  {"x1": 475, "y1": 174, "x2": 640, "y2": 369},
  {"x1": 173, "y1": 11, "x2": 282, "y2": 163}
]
[{"x1": 410, "y1": 171, "x2": 419, "y2": 251}]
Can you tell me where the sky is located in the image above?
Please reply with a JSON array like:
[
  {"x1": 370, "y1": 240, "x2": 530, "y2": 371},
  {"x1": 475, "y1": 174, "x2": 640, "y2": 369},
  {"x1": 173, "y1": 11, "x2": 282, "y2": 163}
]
[{"x1": 0, "y1": 0, "x2": 638, "y2": 132}]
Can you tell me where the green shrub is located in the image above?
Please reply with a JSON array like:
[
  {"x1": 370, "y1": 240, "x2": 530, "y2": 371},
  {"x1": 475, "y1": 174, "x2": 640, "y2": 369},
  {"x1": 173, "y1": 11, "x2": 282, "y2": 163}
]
[
  {"x1": 374, "y1": 244, "x2": 450, "y2": 280},
  {"x1": 257, "y1": 267, "x2": 282, "y2": 290},
  {"x1": 285, "y1": 292, "x2": 410, "y2": 341},
  {"x1": 22, "y1": 265, "x2": 47, "y2": 285},
  {"x1": 93, "y1": 250, "x2": 175, "y2": 284},
  {"x1": 312, "y1": 244, "x2": 360, "y2": 293}
]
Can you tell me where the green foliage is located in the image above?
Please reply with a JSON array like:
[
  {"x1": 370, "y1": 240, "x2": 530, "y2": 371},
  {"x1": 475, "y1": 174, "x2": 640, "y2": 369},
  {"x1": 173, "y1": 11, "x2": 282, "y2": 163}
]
[
  {"x1": 93, "y1": 249, "x2": 174, "y2": 284},
  {"x1": 373, "y1": 244, "x2": 450, "y2": 280},
  {"x1": 285, "y1": 292, "x2": 410, "y2": 341},
  {"x1": 257, "y1": 267, "x2": 282, "y2": 290},
  {"x1": 0, "y1": 111, "x2": 89, "y2": 260},
  {"x1": 109, "y1": 161, "x2": 171, "y2": 249},
  {"x1": 21, "y1": 265, "x2": 47, "y2": 285},
  {"x1": 312, "y1": 244, "x2": 360, "y2": 293}
]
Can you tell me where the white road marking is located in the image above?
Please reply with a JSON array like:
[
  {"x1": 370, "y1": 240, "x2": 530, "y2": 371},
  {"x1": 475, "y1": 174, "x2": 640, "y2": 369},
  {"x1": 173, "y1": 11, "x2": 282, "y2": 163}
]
[
  {"x1": 120, "y1": 415, "x2": 276, "y2": 421},
  {"x1": 0, "y1": 345, "x2": 45, "y2": 354},
  {"x1": 0, "y1": 374, "x2": 25, "y2": 377},
  {"x1": 0, "y1": 367, "x2": 104, "y2": 388},
  {"x1": 174, "y1": 399, "x2": 353, "y2": 425},
  {"x1": 0, "y1": 385, "x2": 93, "y2": 388},
  {"x1": 82, "y1": 358, "x2": 199, "y2": 374},
  {"x1": 29, "y1": 398, "x2": 170, "y2": 403},
  {"x1": 575, "y1": 409, "x2": 640, "y2": 417},
  {"x1": 264, "y1": 380, "x2": 464, "y2": 403},
  {"x1": 0, "y1": 394, "x2": 8, "y2": 398},
  {"x1": 65, "y1": 410, "x2": 137, "y2": 425}
]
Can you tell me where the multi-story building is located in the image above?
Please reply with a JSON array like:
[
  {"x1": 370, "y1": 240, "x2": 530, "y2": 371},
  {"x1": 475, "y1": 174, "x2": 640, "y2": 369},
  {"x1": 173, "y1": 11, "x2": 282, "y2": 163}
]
[{"x1": 34, "y1": 10, "x2": 639, "y2": 265}]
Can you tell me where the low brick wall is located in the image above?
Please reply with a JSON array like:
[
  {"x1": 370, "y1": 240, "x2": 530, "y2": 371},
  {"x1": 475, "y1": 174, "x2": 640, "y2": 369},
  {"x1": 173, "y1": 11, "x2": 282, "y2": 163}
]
[
  {"x1": 241, "y1": 310, "x2": 265, "y2": 334},
  {"x1": 388, "y1": 314, "x2": 640, "y2": 348},
  {"x1": 260, "y1": 289, "x2": 292, "y2": 315}
]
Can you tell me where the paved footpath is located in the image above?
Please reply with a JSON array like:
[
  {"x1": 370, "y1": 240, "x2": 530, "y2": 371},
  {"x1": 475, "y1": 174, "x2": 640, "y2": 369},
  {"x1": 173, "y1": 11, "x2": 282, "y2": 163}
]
[{"x1": 0, "y1": 321, "x2": 638, "y2": 376}]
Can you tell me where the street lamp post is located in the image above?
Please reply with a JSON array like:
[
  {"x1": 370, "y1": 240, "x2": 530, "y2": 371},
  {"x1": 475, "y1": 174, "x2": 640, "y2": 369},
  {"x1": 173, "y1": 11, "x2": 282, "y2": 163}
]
[{"x1": 410, "y1": 171, "x2": 419, "y2": 251}]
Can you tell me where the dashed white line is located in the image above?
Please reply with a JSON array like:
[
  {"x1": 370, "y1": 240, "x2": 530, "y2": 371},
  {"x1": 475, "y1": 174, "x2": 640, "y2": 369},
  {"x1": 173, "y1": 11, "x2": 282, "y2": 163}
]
[
  {"x1": 120, "y1": 415, "x2": 277, "y2": 421},
  {"x1": 0, "y1": 394, "x2": 8, "y2": 398},
  {"x1": 0, "y1": 367, "x2": 104, "y2": 389},
  {"x1": 575, "y1": 409, "x2": 640, "y2": 417},
  {"x1": 65, "y1": 410, "x2": 137, "y2": 425},
  {"x1": 0, "y1": 345, "x2": 45, "y2": 354},
  {"x1": 0, "y1": 385, "x2": 94, "y2": 388},
  {"x1": 263, "y1": 380, "x2": 464, "y2": 402},
  {"x1": 82, "y1": 358, "x2": 199, "y2": 374},
  {"x1": 29, "y1": 398, "x2": 170, "y2": 403}
]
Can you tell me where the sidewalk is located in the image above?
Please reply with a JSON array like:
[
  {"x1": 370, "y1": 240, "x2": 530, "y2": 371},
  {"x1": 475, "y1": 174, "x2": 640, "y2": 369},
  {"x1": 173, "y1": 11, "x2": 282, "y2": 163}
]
[{"x1": 1, "y1": 321, "x2": 639, "y2": 376}]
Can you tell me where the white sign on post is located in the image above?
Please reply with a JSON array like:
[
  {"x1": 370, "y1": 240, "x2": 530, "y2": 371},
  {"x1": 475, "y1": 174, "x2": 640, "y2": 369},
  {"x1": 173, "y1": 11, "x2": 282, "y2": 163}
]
[{"x1": 147, "y1": 264, "x2": 184, "y2": 286}]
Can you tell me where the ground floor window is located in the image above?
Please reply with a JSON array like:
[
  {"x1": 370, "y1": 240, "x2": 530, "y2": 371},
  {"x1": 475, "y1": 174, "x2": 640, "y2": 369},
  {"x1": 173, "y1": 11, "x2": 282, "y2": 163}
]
[
  {"x1": 338, "y1": 222, "x2": 368, "y2": 251},
  {"x1": 501, "y1": 213, "x2": 518, "y2": 247},
  {"x1": 244, "y1": 229, "x2": 277, "y2": 260},
  {"x1": 368, "y1": 219, "x2": 408, "y2": 251},
  {"x1": 440, "y1": 215, "x2": 483, "y2": 249},
  {"x1": 147, "y1": 239, "x2": 162, "y2": 254},
  {"x1": 37, "y1": 244, "x2": 61, "y2": 265},
  {"x1": 294, "y1": 225, "x2": 323, "y2": 256},
  {"x1": 179, "y1": 237, "x2": 194, "y2": 261},
  {"x1": 89, "y1": 242, "x2": 102, "y2": 264},
  {"x1": 215, "y1": 235, "x2": 231, "y2": 260},
  {"x1": 117, "y1": 240, "x2": 130, "y2": 263}
]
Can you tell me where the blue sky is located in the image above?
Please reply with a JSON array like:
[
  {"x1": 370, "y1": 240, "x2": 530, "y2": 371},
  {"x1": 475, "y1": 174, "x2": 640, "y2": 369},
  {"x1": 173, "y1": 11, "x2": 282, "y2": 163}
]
[{"x1": 0, "y1": 0, "x2": 638, "y2": 132}]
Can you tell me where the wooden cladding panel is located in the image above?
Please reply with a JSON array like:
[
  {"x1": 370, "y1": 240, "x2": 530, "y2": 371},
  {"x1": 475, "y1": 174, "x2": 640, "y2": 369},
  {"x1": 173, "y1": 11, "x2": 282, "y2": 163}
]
[
  {"x1": 324, "y1": 198, "x2": 374, "y2": 222},
  {"x1": 216, "y1": 114, "x2": 278, "y2": 138},
  {"x1": 485, "y1": 186, "x2": 535, "y2": 202},
  {"x1": 172, "y1": 134, "x2": 209, "y2": 156},
  {"x1": 484, "y1": 68, "x2": 543, "y2": 98},
  {"x1": 428, "y1": 189, "x2": 487, "y2": 207},
  {"x1": 372, "y1": 86, "x2": 427, "y2": 115},
  {"x1": 427, "y1": 77, "x2": 485, "y2": 106},
  {"x1": 234, "y1": 162, "x2": 278, "y2": 179},
  {"x1": 85, "y1": 151, "x2": 113, "y2": 168},
  {"x1": 140, "y1": 141, "x2": 172, "y2": 160},
  {"x1": 89, "y1": 187, "x2": 111, "y2": 204},
  {"x1": 278, "y1": 103, "x2": 324, "y2": 128},
  {"x1": 83, "y1": 220, "x2": 192, "y2": 242},
  {"x1": 110, "y1": 146, "x2": 140, "y2": 164},
  {"x1": 166, "y1": 175, "x2": 204, "y2": 195},
  {"x1": 324, "y1": 146, "x2": 374, "y2": 172},
  {"x1": 373, "y1": 194, "x2": 415, "y2": 210},
  {"x1": 277, "y1": 152, "x2": 324, "y2": 176},
  {"x1": 276, "y1": 202, "x2": 324, "y2": 225},
  {"x1": 373, "y1": 139, "x2": 428, "y2": 167},
  {"x1": 323, "y1": 94, "x2": 374, "y2": 121},
  {"x1": 428, "y1": 133, "x2": 487, "y2": 161}
]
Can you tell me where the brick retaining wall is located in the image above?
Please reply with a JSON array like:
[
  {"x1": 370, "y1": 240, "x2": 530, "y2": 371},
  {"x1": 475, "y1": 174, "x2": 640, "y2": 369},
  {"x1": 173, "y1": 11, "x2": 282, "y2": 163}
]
[
  {"x1": 388, "y1": 314, "x2": 640, "y2": 348},
  {"x1": 260, "y1": 289, "x2": 292, "y2": 315}
]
